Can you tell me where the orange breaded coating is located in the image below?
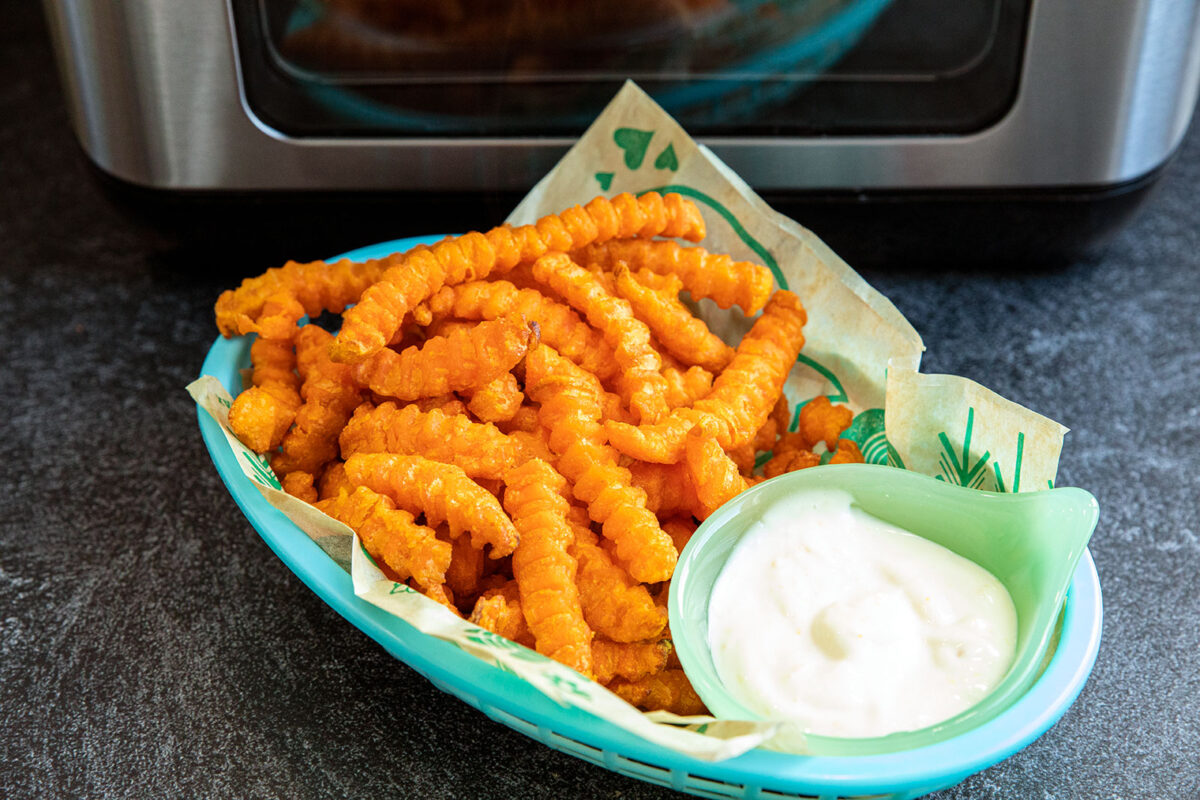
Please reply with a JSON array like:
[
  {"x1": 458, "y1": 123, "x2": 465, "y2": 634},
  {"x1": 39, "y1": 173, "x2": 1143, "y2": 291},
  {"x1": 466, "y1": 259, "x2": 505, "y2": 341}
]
[
  {"x1": 504, "y1": 459, "x2": 593, "y2": 676},
  {"x1": 661, "y1": 364, "x2": 714, "y2": 410},
  {"x1": 331, "y1": 192, "x2": 705, "y2": 363},
  {"x1": 728, "y1": 442, "x2": 756, "y2": 475},
  {"x1": 829, "y1": 438, "x2": 866, "y2": 465},
  {"x1": 469, "y1": 582, "x2": 534, "y2": 647},
  {"x1": 445, "y1": 530, "x2": 486, "y2": 602},
  {"x1": 316, "y1": 485, "x2": 451, "y2": 589},
  {"x1": 799, "y1": 396, "x2": 855, "y2": 451},
  {"x1": 353, "y1": 318, "x2": 532, "y2": 401},
  {"x1": 685, "y1": 424, "x2": 751, "y2": 519},
  {"x1": 280, "y1": 471, "x2": 318, "y2": 503},
  {"x1": 605, "y1": 291, "x2": 807, "y2": 464},
  {"x1": 317, "y1": 461, "x2": 351, "y2": 500},
  {"x1": 628, "y1": 461, "x2": 702, "y2": 519},
  {"x1": 763, "y1": 447, "x2": 822, "y2": 479},
  {"x1": 571, "y1": 529, "x2": 668, "y2": 643},
  {"x1": 613, "y1": 266, "x2": 734, "y2": 372},
  {"x1": 661, "y1": 518, "x2": 697, "y2": 555},
  {"x1": 752, "y1": 394, "x2": 790, "y2": 453},
  {"x1": 531, "y1": 252, "x2": 669, "y2": 425},
  {"x1": 429, "y1": 280, "x2": 620, "y2": 381},
  {"x1": 464, "y1": 372, "x2": 524, "y2": 423},
  {"x1": 575, "y1": 239, "x2": 773, "y2": 316},
  {"x1": 592, "y1": 638, "x2": 672, "y2": 685},
  {"x1": 227, "y1": 336, "x2": 301, "y2": 452},
  {"x1": 409, "y1": 394, "x2": 469, "y2": 416},
  {"x1": 338, "y1": 401, "x2": 536, "y2": 481},
  {"x1": 496, "y1": 404, "x2": 541, "y2": 434},
  {"x1": 215, "y1": 254, "x2": 398, "y2": 339},
  {"x1": 525, "y1": 345, "x2": 677, "y2": 583},
  {"x1": 610, "y1": 669, "x2": 707, "y2": 715},
  {"x1": 271, "y1": 325, "x2": 362, "y2": 476},
  {"x1": 345, "y1": 453, "x2": 520, "y2": 558}
]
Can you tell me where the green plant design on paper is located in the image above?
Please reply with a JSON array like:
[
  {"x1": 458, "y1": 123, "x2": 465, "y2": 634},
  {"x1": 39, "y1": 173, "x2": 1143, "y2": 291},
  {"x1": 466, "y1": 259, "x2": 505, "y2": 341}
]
[
  {"x1": 595, "y1": 126, "x2": 680, "y2": 189},
  {"x1": 935, "y1": 407, "x2": 1034, "y2": 492},
  {"x1": 935, "y1": 407, "x2": 991, "y2": 489},
  {"x1": 840, "y1": 408, "x2": 898, "y2": 467},
  {"x1": 242, "y1": 451, "x2": 282, "y2": 490},
  {"x1": 465, "y1": 628, "x2": 545, "y2": 663},
  {"x1": 389, "y1": 581, "x2": 415, "y2": 595},
  {"x1": 547, "y1": 672, "x2": 592, "y2": 701},
  {"x1": 992, "y1": 431, "x2": 1026, "y2": 493}
]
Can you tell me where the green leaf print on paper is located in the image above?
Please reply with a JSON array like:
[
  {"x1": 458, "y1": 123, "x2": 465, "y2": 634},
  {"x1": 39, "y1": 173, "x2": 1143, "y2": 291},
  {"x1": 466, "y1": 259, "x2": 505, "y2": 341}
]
[
  {"x1": 841, "y1": 408, "x2": 894, "y2": 466},
  {"x1": 654, "y1": 143, "x2": 679, "y2": 171},
  {"x1": 547, "y1": 672, "x2": 592, "y2": 700},
  {"x1": 465, "y1": 628, "x2": 545, "y2": 663},
  {"x1": 935, "y1": 407, "x2": 991, "y2": 489},
  {"x1": 613, "y1": 128, "x2": 655, "y2": 169},
  {"x1": 594, "y1": 171, "x2": 614, "y2": 191},
  {"x1": 242, "y1": 451, "x2": 282, "y2": 490},
  {"x1": 991, "y1": 431, "x2": 1026, "y2": 493}
]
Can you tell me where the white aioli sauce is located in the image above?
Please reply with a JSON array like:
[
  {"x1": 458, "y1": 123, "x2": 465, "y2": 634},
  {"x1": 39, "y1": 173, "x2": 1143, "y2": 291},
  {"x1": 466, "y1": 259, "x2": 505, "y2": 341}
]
[{"x1": 707, "y1": 489, "x2": 1017, "y2": 738}]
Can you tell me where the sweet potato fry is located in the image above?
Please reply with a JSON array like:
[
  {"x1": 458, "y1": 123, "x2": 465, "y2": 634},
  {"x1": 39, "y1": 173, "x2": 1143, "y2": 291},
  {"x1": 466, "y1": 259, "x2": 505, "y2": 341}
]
[
  {"x1": 605, "y1": 291, "x2": 807, "y2": 463},
  {"x1": 316, "y1": 485, "x2": 450, "y2": 589},
  {"x1": 353, "y1": 318, "x2": 532, "y2": 401},
  {"x1": 227, "y1": 335, "x2": 302, "y2": 453},
  {"x1": 331, "y1": 192, "x2": 704, "y2": 363},
  {"x1": 575, "y1": 239, "x2": 772, "y2": 316},
  {"x1": 345, "y1": 453, "x2": 519, "y2": 558},
  {"x1": 504, "y1": 459, "x2": 593, "y2": 676}
]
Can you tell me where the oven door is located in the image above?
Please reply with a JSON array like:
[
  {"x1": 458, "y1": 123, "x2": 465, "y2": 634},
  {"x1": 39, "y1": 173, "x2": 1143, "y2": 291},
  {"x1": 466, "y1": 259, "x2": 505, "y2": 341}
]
[{"x1": 43, "y1": 0, "x2": 1200, "y2": 193}]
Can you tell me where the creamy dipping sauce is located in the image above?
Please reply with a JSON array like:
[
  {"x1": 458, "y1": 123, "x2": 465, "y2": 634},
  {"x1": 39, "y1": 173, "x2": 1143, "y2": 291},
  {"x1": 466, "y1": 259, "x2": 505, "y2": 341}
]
[{"x1": 707, "y1": 489, "x2": 1017, "y2": 738}]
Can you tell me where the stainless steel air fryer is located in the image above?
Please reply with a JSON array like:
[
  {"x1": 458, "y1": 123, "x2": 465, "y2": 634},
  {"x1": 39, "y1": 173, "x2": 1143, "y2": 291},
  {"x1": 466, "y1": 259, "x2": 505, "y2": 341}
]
[{"x1": 41, "y1": 0, "x2": 1200, "y2": 263}]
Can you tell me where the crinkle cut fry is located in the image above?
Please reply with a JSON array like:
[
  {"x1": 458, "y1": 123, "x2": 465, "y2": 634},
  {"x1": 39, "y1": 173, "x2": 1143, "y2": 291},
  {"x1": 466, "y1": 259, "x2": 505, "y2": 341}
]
[
  {"x1": 270, "y1": 325, "x2": 362, "y2": 477},
  {"x1": 592, "y1": 638, "x2": 672, "y2": 685},
  {"x1": 463, "y1": 372, "x2": 524, "y2": 423},
  {"x1": 612, "y1": 266, "x2": 734, "y2": 373},
  {"x1": 344, "y1": 453, "x2": 519, "y2": 558},
  {"x1": 604, "y1": 291, "x2": 807, "y2": 464},
  {"x1": 628, "y1": 461, "x2": 703, "y2": 519},
  {"x1": 428, "y1": 280, "x2": 620, "y2": 381},
  {"x1": 353, "y1": 318, "x2": 532, "y2": 401},
  {"x1": 315, "y1": 485, "x2": 450, "y2": 589},
  {"x1": 610, "y1": 669, "x2": 707, "y2": 715},
  {"x1": 661, "y1": 363, "x2": 714, "y2": 410},
  {"x1": 280, "y1": 471, "x2": 317, "y2": 503},
  {"x1": 574, "y1": 239, "x2": 773, "y2": 316},
  {"x1": 215, "y1": 252, "x2": 400, "y2": 338},
  {"x1": 799, "y1": 395, "x2": 855, "y2": 451},
  {"x1": 338, "y1": 401, "x2": 533, "y2": 481},
  {"x1": 331, "y1": 192, "x2": 705, "y2": 363},
  {"x1": 469, "y1": 581, "x2": 533, "y2": 647},
  {"x1": 531, "y1": 252, "x2": 669, "y2": 425},
  {"x1": 504, "y1": 459, "x2": 593, "y2": 677},
  {"x1": 525, "y1": 345, "x2": 677, "y2": 583},
  {"x1": 685, "y1": 423, "x2": 751, "y2": 519},
  {"x1": 763, "y1": 446, "x2": 821, "y2": 479},
  {"x1": 227, "y1": 335, "x2": 302, "y2": 452},
  {"x1": 444, "y1": 530, "x2": 486, "y2": 604},
  {"x1": 570, "y1": 528, "x2": 667, "y2": 643}
]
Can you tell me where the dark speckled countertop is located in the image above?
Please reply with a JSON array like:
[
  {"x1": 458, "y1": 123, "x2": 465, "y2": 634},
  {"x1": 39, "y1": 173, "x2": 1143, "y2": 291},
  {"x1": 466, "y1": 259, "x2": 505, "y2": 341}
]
[{"x1": 3, "y1": 3, "x2": 1199, "y2": 799}]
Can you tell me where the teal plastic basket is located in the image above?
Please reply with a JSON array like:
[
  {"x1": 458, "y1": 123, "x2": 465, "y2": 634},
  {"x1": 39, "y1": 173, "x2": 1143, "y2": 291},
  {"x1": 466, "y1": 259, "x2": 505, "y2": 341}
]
[{"x1": 196, "y1": 236, "x2": 1103, "y2": 799}]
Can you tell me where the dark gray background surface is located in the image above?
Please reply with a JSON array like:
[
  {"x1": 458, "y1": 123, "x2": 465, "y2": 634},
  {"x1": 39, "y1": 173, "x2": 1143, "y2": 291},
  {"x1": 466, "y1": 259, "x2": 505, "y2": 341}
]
[{"x1": 2, "y1": 3, "x2": 1198, "y2": 798}]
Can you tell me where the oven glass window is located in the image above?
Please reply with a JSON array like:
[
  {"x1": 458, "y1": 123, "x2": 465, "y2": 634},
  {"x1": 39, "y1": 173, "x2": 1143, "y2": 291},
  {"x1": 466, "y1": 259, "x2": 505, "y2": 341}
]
[{"x1": 232, "y1": 0, "x2": 1028, "y2": 138}]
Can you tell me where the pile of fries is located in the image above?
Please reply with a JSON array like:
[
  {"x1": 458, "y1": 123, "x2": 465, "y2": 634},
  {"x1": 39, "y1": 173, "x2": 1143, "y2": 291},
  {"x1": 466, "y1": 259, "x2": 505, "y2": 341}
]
[{"x1": 214, "y1": 193, "x2": 862, "y2": 714}]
